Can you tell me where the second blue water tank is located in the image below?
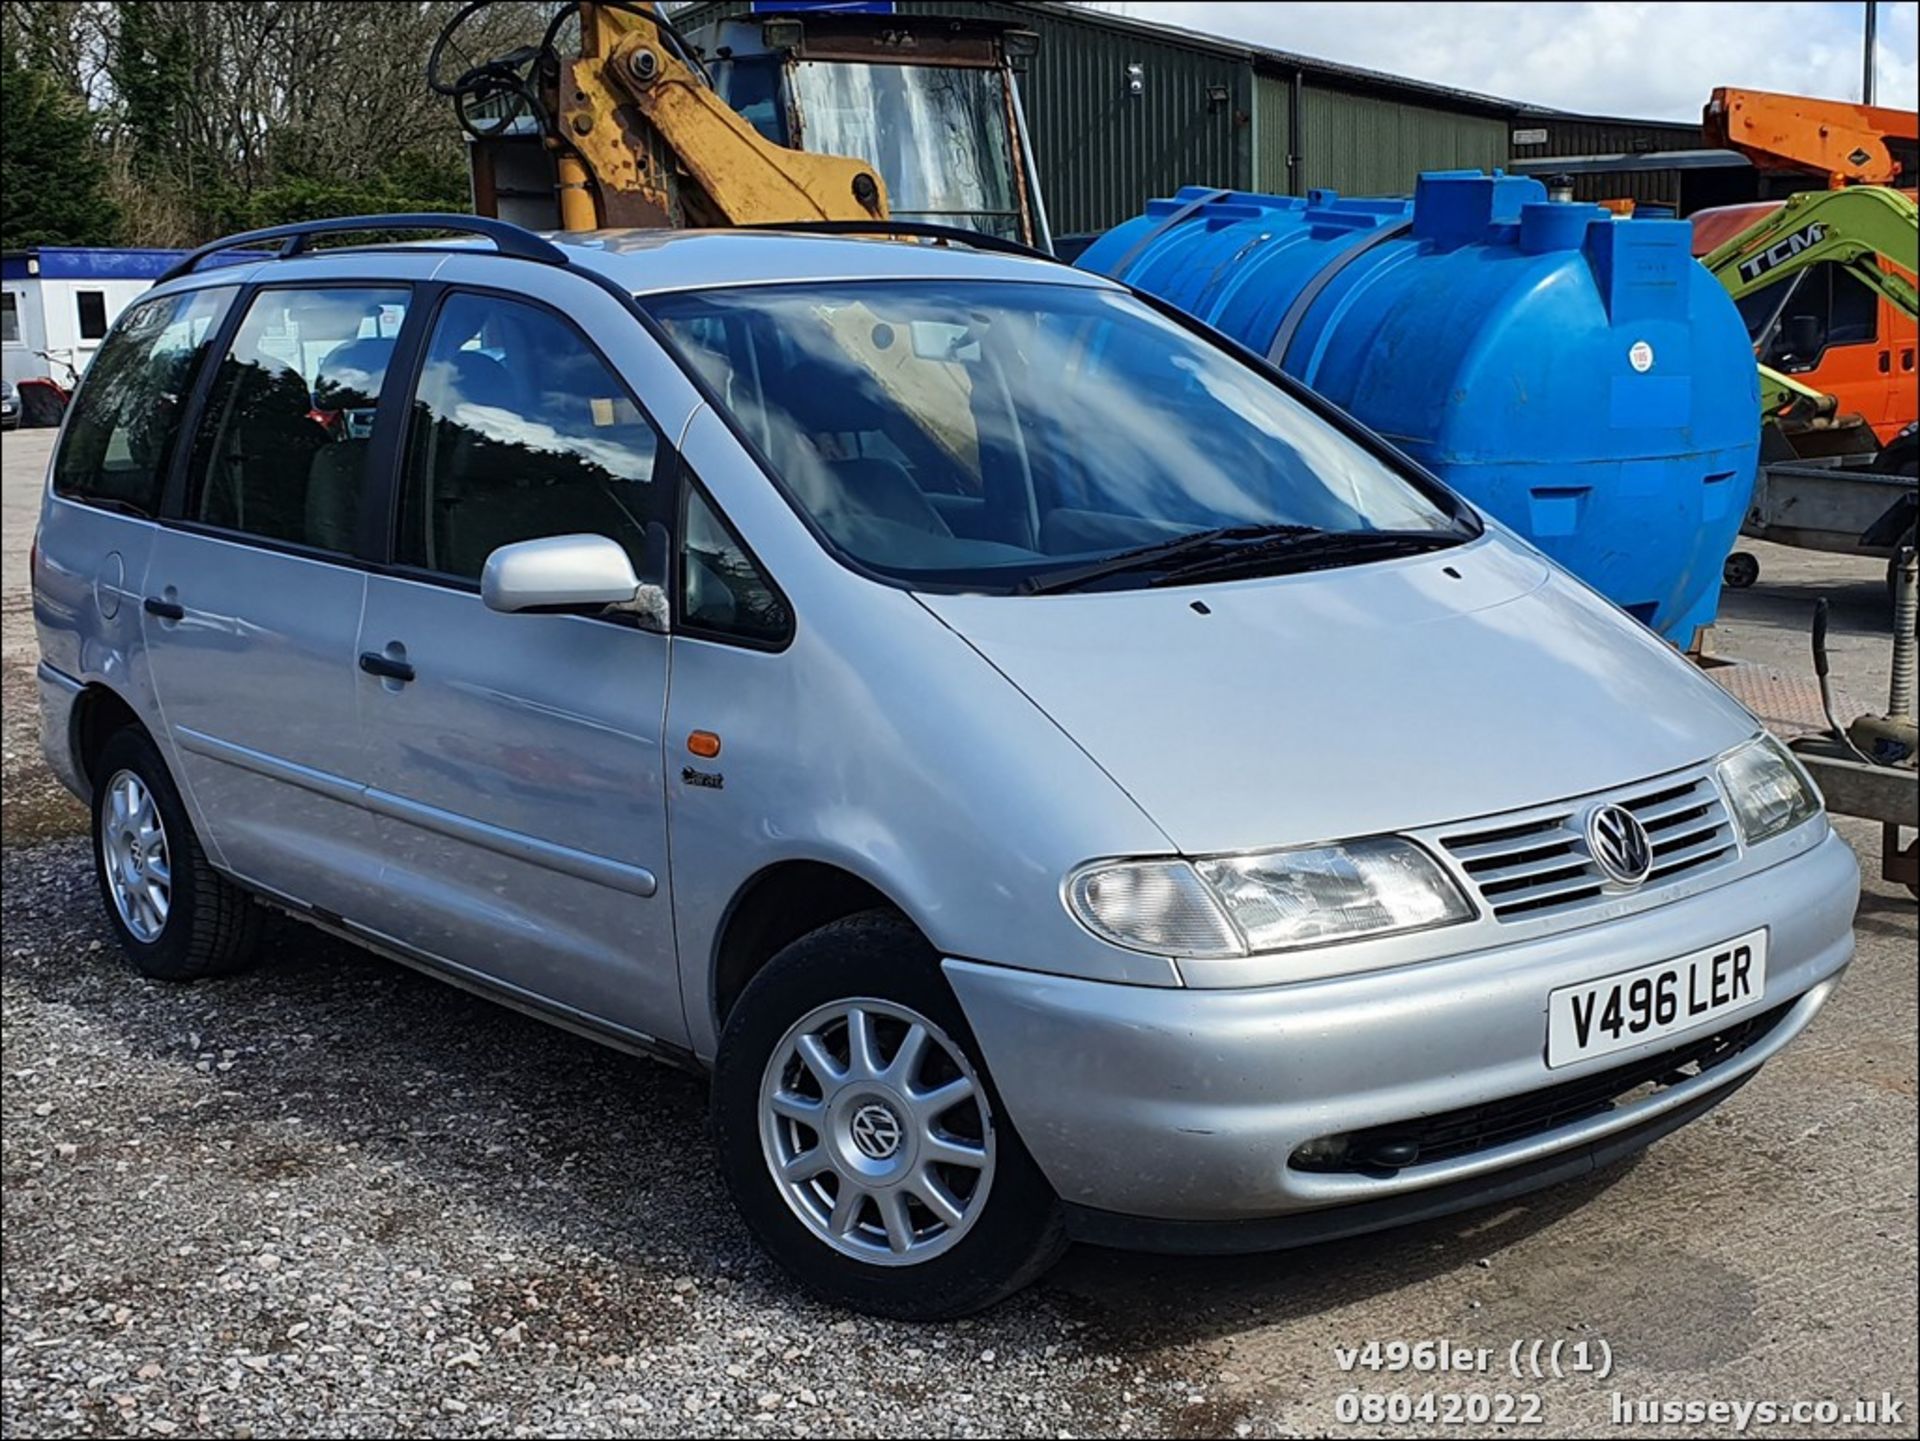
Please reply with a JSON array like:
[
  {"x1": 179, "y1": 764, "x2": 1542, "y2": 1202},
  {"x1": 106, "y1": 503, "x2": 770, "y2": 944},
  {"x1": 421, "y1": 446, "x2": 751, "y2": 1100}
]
[{"x1": 1077, "y1": 172, "x2": 1759, "y2": 643}]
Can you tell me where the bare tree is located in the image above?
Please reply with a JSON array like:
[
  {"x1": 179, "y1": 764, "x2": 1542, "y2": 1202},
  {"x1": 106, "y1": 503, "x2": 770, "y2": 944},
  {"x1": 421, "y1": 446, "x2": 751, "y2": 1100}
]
[{"x1": 8, "y1": 0, "x2": 556, "y2": 244}]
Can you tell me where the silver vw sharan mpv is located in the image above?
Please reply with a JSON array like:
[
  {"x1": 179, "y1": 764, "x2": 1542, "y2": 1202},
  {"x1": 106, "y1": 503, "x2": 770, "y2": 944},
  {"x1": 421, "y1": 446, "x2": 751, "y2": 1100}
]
[{"x1": 34, "y1": 214, "x2": 1859, "y2": 1318}]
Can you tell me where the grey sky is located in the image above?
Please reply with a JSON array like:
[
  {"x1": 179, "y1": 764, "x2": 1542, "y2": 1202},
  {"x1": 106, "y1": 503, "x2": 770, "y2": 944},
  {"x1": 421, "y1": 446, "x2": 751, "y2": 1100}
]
[{"x1": 1086, "y1": 2, "x2": 1919, "y2": 121}]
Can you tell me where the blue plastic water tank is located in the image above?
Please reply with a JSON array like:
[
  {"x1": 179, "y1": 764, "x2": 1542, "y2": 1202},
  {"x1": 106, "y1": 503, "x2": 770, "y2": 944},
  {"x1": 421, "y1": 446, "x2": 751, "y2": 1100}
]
[{"x1": 1077, "y1": 172, "x2": 1759, "y2": 643}]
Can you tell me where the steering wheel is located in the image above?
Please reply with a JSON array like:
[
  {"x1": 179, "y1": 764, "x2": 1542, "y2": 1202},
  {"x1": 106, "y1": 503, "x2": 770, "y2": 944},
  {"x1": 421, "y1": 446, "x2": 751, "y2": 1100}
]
[{"x1": 427, "y1": 0, "x2": 544, "y2": 139}]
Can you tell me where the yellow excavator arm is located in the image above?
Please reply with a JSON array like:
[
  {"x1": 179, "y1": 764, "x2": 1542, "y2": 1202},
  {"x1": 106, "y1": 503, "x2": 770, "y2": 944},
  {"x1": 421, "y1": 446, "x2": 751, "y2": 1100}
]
[
  {"x1": 554, "y1": 2, "x2": 888, "y2": 229},
  {"x1": 438, "y1": 1, "x2": 889, "y2": 231}
]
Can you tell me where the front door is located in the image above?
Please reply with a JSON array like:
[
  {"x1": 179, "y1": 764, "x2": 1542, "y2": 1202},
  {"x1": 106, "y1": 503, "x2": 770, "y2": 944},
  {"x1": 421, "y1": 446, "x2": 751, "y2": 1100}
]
[
  {"x1": 144, "y1": 282, "x2": 414, "y2": 920},
  {"x1": 352, "y1": 287, "x2": 683, "y2": 1044}
]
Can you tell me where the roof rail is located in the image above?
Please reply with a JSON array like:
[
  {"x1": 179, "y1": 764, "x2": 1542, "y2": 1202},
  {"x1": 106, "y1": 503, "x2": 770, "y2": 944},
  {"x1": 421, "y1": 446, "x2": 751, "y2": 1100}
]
[
  {"x1": 738, "y1": 219, "x2": 1065, "y2": 264},
  {"x1": 156, "y1": 213, "x2": 567, "y2": 284}
]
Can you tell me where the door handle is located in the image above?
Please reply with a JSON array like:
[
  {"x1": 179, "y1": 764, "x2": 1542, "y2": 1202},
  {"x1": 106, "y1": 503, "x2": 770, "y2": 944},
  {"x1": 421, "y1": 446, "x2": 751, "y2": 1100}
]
[
  {"x1": 143, "y1": 596, "x2": 184, "y2": 621},
  {"x1": 359, "y1": 651, "x2": 415, "y2": 683},
  {"x1": 1879, "y1": 351, "x2": 1891, "y2": 373},
  {"x1": 1903, "y1": 348, "x2": 1915, "y2": 371}
]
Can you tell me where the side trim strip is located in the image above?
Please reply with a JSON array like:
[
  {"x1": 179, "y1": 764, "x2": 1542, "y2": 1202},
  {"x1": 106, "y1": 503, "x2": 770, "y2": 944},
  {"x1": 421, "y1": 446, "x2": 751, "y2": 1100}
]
[
  {"x1": 175, "y1": 726, "x2": 362, "y2": 805},
  {"x1": 173, "y1": 727, "x2": 657, "y2": 898},
  {"x1": 36, "y1": 660, "x2": 84, "y2": 695},
  {"x1": 360, "y1": 788, "x2": 658, "y2": 898}
]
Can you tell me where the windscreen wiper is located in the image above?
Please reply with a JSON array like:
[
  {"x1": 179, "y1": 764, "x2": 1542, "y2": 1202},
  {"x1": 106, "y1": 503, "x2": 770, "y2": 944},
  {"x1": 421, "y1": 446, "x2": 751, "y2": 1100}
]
[
  {"x1": 1148, "y1": 527, "x2": 1471, "y2": 588},
  {"x1": 1018, "y1": 523, "x2": 1315, "y2": 595}
]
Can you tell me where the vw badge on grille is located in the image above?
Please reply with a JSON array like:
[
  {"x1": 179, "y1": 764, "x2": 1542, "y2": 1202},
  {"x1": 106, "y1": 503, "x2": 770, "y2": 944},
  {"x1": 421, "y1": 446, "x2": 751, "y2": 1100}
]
[{"x1": 1585, "y1": 803, "x2": 1654, "y2": 887}]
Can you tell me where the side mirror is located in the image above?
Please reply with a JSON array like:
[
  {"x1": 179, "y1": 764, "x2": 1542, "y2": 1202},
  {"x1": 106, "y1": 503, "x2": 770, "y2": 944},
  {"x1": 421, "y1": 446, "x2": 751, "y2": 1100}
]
[{"x1": 480, "y1": 533, "x2": 670, "y2": 633}]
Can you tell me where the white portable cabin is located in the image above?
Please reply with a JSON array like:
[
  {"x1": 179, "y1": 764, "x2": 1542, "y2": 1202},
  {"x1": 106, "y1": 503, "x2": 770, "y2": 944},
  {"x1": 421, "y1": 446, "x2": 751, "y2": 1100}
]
[{"x1": 1, "y1": 247, "x2": 191, "y2": 389}]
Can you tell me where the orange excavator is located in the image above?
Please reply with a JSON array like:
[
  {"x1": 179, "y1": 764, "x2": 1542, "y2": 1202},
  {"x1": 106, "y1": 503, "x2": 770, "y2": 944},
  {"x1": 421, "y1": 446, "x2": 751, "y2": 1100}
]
[
  {"x1": 1688, "y1": 89, "x2": 1917, "y2": 453},
  {"x1": 1704, "y1": 86, "x2": 1916, "y2": 190},
  {"x1": 1513, "y1": 87, "x2": 1915, "y2": 446}
]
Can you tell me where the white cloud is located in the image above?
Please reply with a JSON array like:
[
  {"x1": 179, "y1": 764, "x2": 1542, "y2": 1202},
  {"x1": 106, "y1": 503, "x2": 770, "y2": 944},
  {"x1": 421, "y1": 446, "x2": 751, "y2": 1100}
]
[{"x1": 1085, "y1": 2, "x2": 1917, "y2": 122}]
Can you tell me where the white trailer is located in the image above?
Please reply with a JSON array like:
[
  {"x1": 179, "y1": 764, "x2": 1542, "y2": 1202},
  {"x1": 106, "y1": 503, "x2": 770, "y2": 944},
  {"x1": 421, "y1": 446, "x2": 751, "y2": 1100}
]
[{"x1": 1, "y1": 247, "x2": 189, "y2": 392}]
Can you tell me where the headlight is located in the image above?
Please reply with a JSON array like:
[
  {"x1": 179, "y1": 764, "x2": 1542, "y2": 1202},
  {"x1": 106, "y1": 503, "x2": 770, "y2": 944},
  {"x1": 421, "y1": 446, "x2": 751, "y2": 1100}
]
[
  {"x1": 1067, "y1": 838, "x2": 1472, "y2": 958},
  {"x1": 1717, "y1": 735, "x2": 1822, "y2": 845}
]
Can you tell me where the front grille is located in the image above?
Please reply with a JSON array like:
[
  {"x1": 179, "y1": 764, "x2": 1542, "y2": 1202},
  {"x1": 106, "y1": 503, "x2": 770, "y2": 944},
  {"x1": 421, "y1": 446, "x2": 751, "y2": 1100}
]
[
  {"x1": 1289, "y1": 1000, "x2": 1792, "y2": 1174},
  {"x1": 1439, "y1": 772, "x2": 1738, "y2": 923}
]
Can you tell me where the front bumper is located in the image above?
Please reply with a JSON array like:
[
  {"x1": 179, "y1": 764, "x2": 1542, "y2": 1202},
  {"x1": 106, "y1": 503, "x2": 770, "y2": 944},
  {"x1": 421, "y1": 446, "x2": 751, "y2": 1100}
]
[{"x1": 944, "y1": 824, "x2": 1857, "y2": 1237}]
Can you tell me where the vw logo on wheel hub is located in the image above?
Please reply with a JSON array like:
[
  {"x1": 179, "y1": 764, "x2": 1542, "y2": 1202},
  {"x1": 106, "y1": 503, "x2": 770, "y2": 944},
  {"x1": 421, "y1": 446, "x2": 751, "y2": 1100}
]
[
  {"x1": 849, "y1": 1102, "x2": 904, "y2": 1161},
  {"x1": 1585, "y1": 803, "x2": 1654, "y2": 887}
]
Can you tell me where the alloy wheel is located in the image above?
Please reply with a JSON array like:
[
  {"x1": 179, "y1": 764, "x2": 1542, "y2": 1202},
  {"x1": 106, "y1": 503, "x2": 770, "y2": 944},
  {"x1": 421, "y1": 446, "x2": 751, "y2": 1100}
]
[
  {"x1": 101, "y1": 770, "x2": 171, "y2": 943},
  {"x1": 758, "y1": 998, "x2": 996, "y2": 1266}
]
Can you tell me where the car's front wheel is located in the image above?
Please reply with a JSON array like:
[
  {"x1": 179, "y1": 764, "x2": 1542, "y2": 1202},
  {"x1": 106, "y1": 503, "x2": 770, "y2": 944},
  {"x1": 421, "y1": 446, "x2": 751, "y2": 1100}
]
[{"x1": 713, "y1": 911, "x2": 1067, "y2": 1319}]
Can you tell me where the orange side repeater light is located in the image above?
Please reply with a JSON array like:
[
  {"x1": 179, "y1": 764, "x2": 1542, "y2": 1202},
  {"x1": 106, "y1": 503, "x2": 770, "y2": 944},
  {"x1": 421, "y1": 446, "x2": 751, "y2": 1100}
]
[{"x1": 688, "y1": 731, "x2": 722, "y2": 759}]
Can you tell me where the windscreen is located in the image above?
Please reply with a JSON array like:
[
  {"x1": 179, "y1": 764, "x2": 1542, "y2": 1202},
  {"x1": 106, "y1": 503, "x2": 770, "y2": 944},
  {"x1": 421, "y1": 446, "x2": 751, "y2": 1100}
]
[
  {"x1": 644, "y1": 280, "x2": 1467, "y2": 592},
  {"x1": 791, "y1": 62, "x2": 1022, "y2": 240}
]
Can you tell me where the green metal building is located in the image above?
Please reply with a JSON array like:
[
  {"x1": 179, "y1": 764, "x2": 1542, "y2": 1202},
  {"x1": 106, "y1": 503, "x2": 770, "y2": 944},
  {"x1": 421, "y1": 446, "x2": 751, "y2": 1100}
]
[{"x1": 671, "y1": 1, "x2": 1700, "y2": 236}]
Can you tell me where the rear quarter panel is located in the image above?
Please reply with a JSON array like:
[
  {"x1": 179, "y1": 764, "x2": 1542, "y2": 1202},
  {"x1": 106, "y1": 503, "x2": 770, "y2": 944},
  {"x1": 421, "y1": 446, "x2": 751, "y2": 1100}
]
[{"x1": 33, "y1": 493, "x2": 164, "y2": 750}]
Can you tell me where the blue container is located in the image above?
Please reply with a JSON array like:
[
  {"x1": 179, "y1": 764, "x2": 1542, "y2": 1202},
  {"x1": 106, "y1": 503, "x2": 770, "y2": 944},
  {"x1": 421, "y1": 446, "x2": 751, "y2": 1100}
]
[{"x1": 1078, "y1": 172, "x2": 1759, "y2": 643}]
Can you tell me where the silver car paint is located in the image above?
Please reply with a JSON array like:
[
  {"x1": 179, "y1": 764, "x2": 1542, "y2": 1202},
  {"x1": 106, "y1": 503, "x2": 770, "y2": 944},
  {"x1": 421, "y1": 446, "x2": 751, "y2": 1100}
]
[
  {"x1": 480, "y1": 533, "x2": 644, "y2": 612},
  {"x1": 918, "y1": 536, "x2": 1759, "y2": 855},
  {"x1": 34, "y1": 232, "x2": 1860, "y2": 1229},
  {"x1": 145, "y1": 532, "x2": 383, "y2": 921},
  {"x1": 946, "y1": 823, "x2": 1857, "y2": 1221},
  {"x1": 667, "y1": 408, "x2": 1188, "y2": 1058},
  {"x1": 339, "y1": 254, "x2": 702, "y2": 1043}
]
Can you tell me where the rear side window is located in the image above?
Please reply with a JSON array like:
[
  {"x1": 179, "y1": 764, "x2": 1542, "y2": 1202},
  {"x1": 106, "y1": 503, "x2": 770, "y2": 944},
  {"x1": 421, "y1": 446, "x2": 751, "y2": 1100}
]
[
  {"x1": 185, "y1": 286, "x2": 409, "y2": 553},
  {"x1": 397, "y1": 291, "x2": 664, "y2": 581},
  {"x1": 53, "y1": 287, "x2": 235, "y2": 517}
]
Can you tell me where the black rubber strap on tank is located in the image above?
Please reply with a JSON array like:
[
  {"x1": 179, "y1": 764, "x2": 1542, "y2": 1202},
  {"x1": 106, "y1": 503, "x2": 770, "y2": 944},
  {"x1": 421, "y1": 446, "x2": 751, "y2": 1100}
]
[
  {"x1": 1265, "y1": 216, "x2": 1414, "y2": 371},
  {"x1": 1098, "y1": 187, "x2": 1234, "y2": 282}
]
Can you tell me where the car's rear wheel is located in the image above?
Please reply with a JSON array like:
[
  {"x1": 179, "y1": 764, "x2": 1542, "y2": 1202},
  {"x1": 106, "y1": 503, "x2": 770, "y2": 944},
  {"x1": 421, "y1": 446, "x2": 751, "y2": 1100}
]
[
  {"x1": 713, "y1": 911, "x2": 1066, "y2": 1319},
  {"x1": 91, "y1": 727, "x2": 264, "y2": 981}
]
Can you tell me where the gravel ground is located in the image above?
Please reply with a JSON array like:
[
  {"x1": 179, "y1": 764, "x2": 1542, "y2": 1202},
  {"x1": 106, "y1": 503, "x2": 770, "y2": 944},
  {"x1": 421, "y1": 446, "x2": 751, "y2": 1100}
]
[
  {"x1": 2, "y1": 839, "x2": 1229, "y2": 1439},
  {"x1": 3, "y1": 425, "x2": 1915, "y2": 1439}
]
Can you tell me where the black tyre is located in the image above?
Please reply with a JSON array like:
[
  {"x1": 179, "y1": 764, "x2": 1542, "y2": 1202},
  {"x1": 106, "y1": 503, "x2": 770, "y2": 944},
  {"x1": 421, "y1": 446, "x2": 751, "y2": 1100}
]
[
  {"x1": 1723, "y1": 550, "x2": 1760, "y2": 589},
  {"x1": 1867, "y1": 424, "x2": 1917, "y2": 477},
  {"x1": 91, "y1": 726, "x2": 264, "y2": 981},
  {"x1": 713, "y1": 911, "x2": 1067, "y2": 1319}
]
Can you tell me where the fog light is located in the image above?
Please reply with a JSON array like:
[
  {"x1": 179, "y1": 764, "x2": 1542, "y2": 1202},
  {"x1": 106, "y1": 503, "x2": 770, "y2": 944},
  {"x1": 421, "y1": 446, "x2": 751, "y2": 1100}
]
[{"x1": 1290, "y1": 1134, "x2": 1350, "y2": 1169}]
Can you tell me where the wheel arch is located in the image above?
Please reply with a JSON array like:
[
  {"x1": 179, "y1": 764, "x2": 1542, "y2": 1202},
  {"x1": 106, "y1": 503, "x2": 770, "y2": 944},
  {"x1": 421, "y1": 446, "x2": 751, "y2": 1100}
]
[
  {"x1": 70, "y1": 682, "x2": 151, "y2": 796},
  {"x1": 709, "y1": 860, "x2": 921, "y2": 1034}
]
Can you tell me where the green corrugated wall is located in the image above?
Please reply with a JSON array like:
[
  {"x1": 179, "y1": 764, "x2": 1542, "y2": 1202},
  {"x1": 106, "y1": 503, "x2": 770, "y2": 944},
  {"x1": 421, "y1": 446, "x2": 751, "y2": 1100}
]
[
  {"x1": 667, "y1": 3, "x2": 1524, "y2": 228},
  {"x1": 674, "y1": 0, "x2": 1249, "y2": 236},
  {"x1": 1251, "y1": 73, "x2": 1294, "y2": 196},
  {"x1": 1013, "y1": 18, "x2": 1248, "y2": 235},
  {"x1": 1301, "y1": 87, "x2": 1508, "y2": 196}
]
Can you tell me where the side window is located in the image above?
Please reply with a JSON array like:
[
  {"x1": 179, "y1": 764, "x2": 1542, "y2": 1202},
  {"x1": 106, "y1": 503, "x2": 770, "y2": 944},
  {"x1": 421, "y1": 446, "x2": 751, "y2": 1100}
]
[
  {"x1": 185, "y1": 286, "x2": 409, "y2": 553},
  {"x1": 1762, "y1": 262, "x2": 1877, "y2": 368},
  {"x1": 714, "y1": 58, "x2": 787, "y2": 145},
  {"x1": 2, "y1": 292, "x2": 20, "y2": 344},
  {"x1": 1827, "y1": 265, "x2": 1878, "y2": 347},
  {"x1": 397, "y1": 291, "x2": 663, "y2": 581},
  {"x1": 682, "y1": 486, "x2": 791, "y2": 645},
  {"x1": 52, "y1": 287, "x2": 235, "y2": 517},
  {"x1": 77, "y1": 290, "x2": 109, "y2": 341}
]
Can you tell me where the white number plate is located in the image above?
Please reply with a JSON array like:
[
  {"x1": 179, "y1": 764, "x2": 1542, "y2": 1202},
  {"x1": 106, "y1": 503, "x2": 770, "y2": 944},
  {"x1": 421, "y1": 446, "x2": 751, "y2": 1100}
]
[{"x1": 1546, "y1": 929, "x2": 1768, "y2": 1069}]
